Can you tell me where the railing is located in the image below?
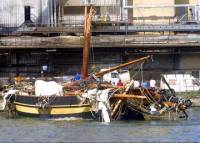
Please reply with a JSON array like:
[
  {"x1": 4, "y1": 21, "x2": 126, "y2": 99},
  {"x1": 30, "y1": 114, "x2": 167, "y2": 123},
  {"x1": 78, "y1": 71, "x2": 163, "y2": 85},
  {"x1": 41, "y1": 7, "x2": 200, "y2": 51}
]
[{"x1": 62, "y1": 15, "x2": 85, "y2": 26}]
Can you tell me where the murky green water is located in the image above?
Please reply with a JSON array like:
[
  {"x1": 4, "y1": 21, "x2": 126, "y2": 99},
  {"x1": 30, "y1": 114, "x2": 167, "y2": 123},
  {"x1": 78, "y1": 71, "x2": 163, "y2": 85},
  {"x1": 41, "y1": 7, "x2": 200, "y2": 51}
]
[{"x1": 0, "y1": 108, "x2": 200, "y2": 142}]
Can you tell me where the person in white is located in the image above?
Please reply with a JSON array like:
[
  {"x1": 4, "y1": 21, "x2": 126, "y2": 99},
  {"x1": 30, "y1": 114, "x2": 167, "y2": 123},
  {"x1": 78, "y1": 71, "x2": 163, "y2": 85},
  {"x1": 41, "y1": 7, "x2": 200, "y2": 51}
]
[
  {"x1": 150, "y1": 79, "x2": 156, "y2": 88},
  {"x1": 134, "y1": 80, "x2": 140, "y2": 88},
  {"x1": 125, "y1": 78, "x2": 140, "y2": 88}
]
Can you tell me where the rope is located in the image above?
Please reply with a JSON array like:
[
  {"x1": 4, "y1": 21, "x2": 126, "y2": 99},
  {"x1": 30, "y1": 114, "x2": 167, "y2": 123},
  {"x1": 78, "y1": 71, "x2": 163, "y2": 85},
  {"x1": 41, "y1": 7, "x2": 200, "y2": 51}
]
[
  {"x1": 89, "y1": 12, "x2": 96, "y2": 74},
  {"x1": 127, "y1": 98, "x2": 149, "y2": 112},
  {"x1": 91, "y1": 43, "x2": 95, "y2": 65},
  {"x1": 48, "y1": 95, "x2": 57, "y2": 105},
  {"x1": 113, "y1": 102, "x2": 123, "y2": 120},
  {"x1": 90, "y1": 106, "x2": 97, "y2": 119},
  {"x1": 139, "y1": 88, "x2": 152, "y2": 104},
  {"x1": 37, "y1": 96, "x2": 50, "y2": 109},
  {"x1": 130, "y1": 61, "x2": 144, "y2": 79},
  {"x1": 140, "y1": 62, "x2": 144, "y2": 83},
  {"x1": 127, "y1": 105, "x2": 150, "y2": 116},
  {"x1": 129, "y1": 61, "x2": 145, "y2": 89},
  {"x1": 145, "y1": 88, "x2": 160, "y2": 106}
]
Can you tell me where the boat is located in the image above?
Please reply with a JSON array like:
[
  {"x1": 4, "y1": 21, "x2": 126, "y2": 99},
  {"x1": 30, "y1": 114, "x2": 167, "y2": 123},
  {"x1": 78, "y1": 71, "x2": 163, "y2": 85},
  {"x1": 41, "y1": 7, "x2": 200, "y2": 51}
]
[{"x1": 14, "y1": 95, "x2": 91, "y2": 118}]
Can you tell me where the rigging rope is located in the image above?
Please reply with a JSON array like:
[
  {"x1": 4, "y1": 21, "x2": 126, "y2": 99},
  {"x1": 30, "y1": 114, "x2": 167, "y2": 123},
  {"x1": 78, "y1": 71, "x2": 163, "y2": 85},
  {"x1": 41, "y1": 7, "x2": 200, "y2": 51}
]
[
  {"x1": 140, "y1": 62, "x2": 144, "y2": 83},
  {"x1": 90, "y1": 32, "x2": 96, "y2": 74},
  {"x1": 129, "y1": 61, "x2": 145, "y2": 84}
]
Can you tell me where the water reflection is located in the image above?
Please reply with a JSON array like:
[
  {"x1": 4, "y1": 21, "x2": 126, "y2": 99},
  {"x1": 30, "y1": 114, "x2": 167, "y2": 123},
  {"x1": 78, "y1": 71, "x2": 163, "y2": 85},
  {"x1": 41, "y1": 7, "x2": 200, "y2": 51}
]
[{"x1": 0, "y1": 108, "x2": 200, "y2": 142}]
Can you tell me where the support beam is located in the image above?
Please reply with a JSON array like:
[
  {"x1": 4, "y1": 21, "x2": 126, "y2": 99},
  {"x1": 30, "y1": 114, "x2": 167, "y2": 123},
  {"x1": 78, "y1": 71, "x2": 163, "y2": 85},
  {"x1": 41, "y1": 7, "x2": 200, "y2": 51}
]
[{"x1": 124, "y1": 4, "x2": 197, "y2": 9}]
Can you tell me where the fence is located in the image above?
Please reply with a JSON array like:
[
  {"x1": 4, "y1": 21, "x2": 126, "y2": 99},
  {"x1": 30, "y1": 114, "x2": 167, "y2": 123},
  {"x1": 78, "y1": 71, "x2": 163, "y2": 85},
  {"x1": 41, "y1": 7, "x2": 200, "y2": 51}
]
[{"x1": 160, "y1": 74, "x2": 200, "y2": 92}]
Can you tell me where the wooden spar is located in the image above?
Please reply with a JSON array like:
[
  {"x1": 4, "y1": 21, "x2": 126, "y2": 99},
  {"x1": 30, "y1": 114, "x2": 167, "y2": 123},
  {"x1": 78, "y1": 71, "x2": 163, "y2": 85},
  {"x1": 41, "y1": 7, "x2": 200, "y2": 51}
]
[
  {"x1": 87, "y1": 83, "x2": 124, "y2": 89},
  {"x1": 63, "y1": 82, "x2": 124, "y2": 90},
  {"x1": 82, "y1": 5, "x2": 88, "y2": 80},
  {"x1": 64, "y1": 91, "x2": 82, "y2": 96},
  {"x1": 111, "y1": 80, "x2": 134, "y2": 116},
  {"x1": 163, "y1": 101, "x2": 176, "y2": 108},
  {"x1": 95, "y1": 55, "x2": 152, "y2": 78},
  {"x1": 114, "y1": 94, "x2": 147, "y2": 99},
  {"x1": 64, "y1": 91, "x2": 147, "y2": 100},
  {"x1": 161, "y1": 75, "x2": 176, "y2": 97},
  {"x1": 82, "y1": 6, "x2": 96, "y2": 79}
]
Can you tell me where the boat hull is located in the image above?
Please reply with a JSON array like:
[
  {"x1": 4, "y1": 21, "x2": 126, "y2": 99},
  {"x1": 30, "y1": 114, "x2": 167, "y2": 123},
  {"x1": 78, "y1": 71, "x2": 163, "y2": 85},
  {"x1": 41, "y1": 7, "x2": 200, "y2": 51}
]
[
  {"x1": 13, "y1": 95, "x2": 92, "y2": 119},
  {"x1": 143, "y1": 111, "x2": 180, "y2": 120}
]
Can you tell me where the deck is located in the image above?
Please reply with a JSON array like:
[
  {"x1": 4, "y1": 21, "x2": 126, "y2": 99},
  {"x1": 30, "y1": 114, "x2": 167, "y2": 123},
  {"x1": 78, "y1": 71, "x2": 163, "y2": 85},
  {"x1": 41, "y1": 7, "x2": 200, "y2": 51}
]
[{"x1": 1, "y1": 24, "x2": 200, "y2": 35}]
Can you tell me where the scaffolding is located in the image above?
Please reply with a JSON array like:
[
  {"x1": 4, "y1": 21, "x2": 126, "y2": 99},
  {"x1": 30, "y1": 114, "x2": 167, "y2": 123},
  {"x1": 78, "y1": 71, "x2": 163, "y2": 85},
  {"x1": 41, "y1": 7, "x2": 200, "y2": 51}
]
[{"x1": 1, "y1": 1, "x2": 200, "y2": 48}]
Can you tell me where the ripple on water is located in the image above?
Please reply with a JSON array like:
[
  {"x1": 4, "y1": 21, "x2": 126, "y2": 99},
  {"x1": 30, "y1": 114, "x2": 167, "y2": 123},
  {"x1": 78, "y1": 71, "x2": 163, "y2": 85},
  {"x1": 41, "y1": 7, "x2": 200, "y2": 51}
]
[{"x1": 0, "y1": 107, "x2": 200, "y2": 142}]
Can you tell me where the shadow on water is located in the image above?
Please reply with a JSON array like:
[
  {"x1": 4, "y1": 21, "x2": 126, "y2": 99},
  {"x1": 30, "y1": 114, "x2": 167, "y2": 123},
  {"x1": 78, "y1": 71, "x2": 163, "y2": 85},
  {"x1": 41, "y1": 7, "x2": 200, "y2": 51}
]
[{"x1": 0, "y1": 107, "x2": 200, "y2": 142}]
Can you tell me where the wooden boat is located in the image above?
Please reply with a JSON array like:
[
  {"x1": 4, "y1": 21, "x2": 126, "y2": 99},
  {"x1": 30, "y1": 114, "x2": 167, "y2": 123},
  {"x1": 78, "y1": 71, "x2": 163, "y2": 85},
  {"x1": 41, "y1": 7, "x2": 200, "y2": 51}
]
[{"x1": 13, "y1": 95, "x2": 91, "y2": 118}]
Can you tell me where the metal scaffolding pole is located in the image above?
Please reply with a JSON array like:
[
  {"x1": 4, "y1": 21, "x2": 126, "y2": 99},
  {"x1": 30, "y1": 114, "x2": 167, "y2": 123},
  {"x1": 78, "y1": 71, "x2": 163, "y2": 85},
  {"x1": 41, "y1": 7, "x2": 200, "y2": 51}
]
[{"x1": 124, "y1": 4, "x2": 197, "y2": 9}]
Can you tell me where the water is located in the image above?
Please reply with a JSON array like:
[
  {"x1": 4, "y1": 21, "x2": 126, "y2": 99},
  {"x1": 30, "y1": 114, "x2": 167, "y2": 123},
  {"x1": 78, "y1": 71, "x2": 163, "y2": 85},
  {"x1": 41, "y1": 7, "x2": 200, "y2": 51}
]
[{"x1": 0, "y1": 108, "x2": 200, "y2": 142}]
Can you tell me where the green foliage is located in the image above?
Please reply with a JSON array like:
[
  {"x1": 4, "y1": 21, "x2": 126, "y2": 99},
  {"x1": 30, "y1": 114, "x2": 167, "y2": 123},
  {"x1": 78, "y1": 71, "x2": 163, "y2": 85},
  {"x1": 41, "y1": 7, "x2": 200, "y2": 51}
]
[{"x1": 177, "y1": 91, "x2": 200, "y2": 98}]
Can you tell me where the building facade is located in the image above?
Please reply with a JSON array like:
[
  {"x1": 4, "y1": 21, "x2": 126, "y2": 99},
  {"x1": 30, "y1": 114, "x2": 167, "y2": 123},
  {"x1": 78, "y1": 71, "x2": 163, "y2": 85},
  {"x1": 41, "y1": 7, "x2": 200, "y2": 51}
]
[
  {"x1": 1, "y1": 0, "x2": 200, "y2": 27},
  {"x1": 0, "y1": 0, "x2": 59, "y2": 27},
  {"x1": 0, "y1": 0, "x2": 200, "y2": 78},
  {"x1": 125, "y1": 0, "x2": 200, "y2": 24},
  {"x1": 61, "y1": 0, "x2": 121, "y2": 25}
]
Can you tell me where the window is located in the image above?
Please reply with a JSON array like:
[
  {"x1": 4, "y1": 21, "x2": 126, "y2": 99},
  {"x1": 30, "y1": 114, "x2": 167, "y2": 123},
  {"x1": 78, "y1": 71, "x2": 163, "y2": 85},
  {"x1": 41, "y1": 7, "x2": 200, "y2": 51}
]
[
  {"x1": 111, "y1": 73, "x2": 119, "y2": 78},
  {"x1": 24, "y1": 6, "x2": 31, "y2": 21}
]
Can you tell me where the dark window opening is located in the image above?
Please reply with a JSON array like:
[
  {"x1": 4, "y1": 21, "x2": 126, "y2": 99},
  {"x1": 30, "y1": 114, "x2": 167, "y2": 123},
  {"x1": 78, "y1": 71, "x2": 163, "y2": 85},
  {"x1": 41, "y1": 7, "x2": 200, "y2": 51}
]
[
  {"x1": 24, "y1": 6, "x2": 31, "y2": 22},
  {"x1": 192, "y1": 71, "x2": 199, "y2": 78}
]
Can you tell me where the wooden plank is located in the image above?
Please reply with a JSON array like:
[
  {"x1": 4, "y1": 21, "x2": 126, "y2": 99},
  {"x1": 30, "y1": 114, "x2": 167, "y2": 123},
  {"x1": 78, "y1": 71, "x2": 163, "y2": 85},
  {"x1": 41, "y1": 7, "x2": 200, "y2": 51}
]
[{"x1": 114, "y1": 94, "x2": 147, "y2": 99}]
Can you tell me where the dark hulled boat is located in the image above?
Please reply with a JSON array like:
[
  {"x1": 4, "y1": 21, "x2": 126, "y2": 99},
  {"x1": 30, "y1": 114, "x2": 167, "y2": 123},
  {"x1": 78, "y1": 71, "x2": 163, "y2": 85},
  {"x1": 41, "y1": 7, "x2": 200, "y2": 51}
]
[{"x1": 14, "y1": 95, "x2": 91, "y2": 118}]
